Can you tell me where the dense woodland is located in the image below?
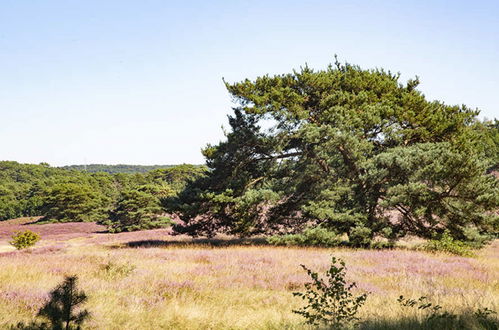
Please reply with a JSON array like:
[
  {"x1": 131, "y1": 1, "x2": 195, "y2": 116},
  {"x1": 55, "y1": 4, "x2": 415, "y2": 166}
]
[
  {"x1": 1, "y1": 61, "x2": 498, "y2": 248},
  {"x1": 0, "y1": 161, "x2": 206, "y2": 232},
  {"x1": 61, "y1": 164, "x2": 177, "y2": 174}
]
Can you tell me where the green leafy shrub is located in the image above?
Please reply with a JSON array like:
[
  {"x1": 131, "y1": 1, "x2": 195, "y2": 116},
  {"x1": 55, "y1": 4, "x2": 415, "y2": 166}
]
[
  {"x1": 421, "y1": 230, "x2": 474, "y2": 256},
  {"x1": 293, "y1": 256, "x2": 369, "y2": 327},
  {"x1": 267, "y1": 227, "x2": 342, "y2": 247},
  {"x1": 9, "y1": 230, "x2": 40, "y2": 250}
]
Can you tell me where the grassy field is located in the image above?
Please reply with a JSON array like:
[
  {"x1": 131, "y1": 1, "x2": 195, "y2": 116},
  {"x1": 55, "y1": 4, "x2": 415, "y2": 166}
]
[{"x1": 0, "y1": 218, "x2": 497, "y2": 329}]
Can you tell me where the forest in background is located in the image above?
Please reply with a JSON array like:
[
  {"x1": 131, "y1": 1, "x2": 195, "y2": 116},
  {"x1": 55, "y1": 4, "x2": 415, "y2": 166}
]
[
  {"x1": 0, "y1": 161, "x2": 206, "y2": 232},
  {"x1": 61, "y1": 164, "x2": 178, "y2": 174}
]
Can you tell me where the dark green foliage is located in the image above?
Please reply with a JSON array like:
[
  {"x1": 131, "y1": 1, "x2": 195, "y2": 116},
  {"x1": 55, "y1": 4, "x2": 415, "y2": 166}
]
[
  {"x1": 104, "y1": 185, "x2": 171, "y2": 232},
  {"x1": 0, "y1": 161, "x2": 60, "y2": 220},
  {"x1": 267, "y1": 227, "x2": 342, "y2": 247},
  {"x1": 370, "y1": 143, "x2": 498, "y2": 240},
  {"x1": 267, "y1": 225, "x2": 393, "y2": 249},
  {"x1": 99, "y1": 260, "x2": 136, "y2": 280},
  {"x1": 0, "y1": 161, "x2": 117, "y2": 221},
  {"x1": 421, "y1": 230, "x2": 475, "y2": 256},
  {"x1": 348, "y1": 226, "x2": 372, "y2": 248},
  {"x1": 475, "y1": 119, "x2": 499, "y2": 171},
  {"x1": 175, "y1": 60, "x2": 499, "y2": 243},
  {"x1": 40, "y1": 183, "x2": 108, "y2": 223},
  {"x1": 0, "y1": 185, "x2": 20, "y2": 220},
  {"x1": 37, "y1": 276, "x2": 90, "y2": 330},
  {"x1": 293, "y1": 257, "x2": 368, "y2": 327},
  {"x1": 9, "y1": 230, "x2": 40, "y2": 250},
  {"x1": 0, "y1": 162, "x2": 201, "y2": 231},
  {"x1": 147, "y1": 164, "x2": 207, "y2": 194}
]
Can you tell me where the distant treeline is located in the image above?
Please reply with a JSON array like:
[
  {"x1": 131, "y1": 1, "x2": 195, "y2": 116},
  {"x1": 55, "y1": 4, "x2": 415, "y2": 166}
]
[
  {"x1": 60, "y1": 164, "x2": 179, "y2": 174},
  {"x1": 0, "y1": 161, "x2": 206, "y2": 232}
]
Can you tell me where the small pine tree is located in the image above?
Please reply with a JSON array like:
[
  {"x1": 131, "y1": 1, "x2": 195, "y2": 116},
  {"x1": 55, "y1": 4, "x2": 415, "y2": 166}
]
[
  {"x1": 10, "y1": 230, "x2": 40, "y2": 250},
  {"x1": 38, "y1": 276, "x2": 90, "y2": 330}
]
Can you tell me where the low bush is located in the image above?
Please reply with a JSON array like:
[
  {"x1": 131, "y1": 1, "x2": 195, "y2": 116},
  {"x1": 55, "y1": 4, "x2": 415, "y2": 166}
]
[
  {"x1": 421, "y1": 230, "x2": 475, "y2": 256},
  {"x1": 267, "y1": 227, "x2": 342, "y2": 247},
  {"x1": 9, "y1": 230, "x2": 40, "y2": 250},
  {"x1": 293, "y1": 256, "x2": 369, "y2": 328},
  {"x1": 267, "y1": 226, "x2": 395, "y2": 249}
]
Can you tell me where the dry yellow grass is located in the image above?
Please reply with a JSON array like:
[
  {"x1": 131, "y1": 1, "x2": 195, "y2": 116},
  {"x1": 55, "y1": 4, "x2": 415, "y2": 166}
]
[{"x1": 0, "y1": 226, "x2": 497, "y2": 329}]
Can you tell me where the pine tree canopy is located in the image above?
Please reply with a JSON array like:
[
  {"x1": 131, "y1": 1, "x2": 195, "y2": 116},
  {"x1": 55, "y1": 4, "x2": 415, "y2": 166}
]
[{"x1": 175, "y1": 60, "x2": 499, "y2": 241}]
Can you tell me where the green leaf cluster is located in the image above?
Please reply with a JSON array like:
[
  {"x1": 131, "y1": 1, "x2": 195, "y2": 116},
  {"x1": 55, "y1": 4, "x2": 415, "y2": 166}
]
[{"x1": 293, "y1": 257, "x2": 368, "y2": 327}]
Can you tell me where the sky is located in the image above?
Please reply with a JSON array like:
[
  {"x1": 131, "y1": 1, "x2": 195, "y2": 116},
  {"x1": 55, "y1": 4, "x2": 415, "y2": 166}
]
[{"x1": 1, "y1": 0, "x2": 498, "y2": 166}]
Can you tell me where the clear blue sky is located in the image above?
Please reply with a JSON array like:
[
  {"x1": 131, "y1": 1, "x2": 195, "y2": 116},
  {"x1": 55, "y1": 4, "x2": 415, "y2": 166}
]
[{"x1": 1, "y1": 0, "x2": 498, "y2": 166}]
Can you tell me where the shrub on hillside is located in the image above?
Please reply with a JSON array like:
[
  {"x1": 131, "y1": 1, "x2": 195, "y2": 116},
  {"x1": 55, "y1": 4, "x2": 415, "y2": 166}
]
[
  {"x1": 9, "y1": 230, "x2": 40, "y2": 250},
  {"x1": 293, "y1": 257, "x2": 369, "y2": 327},
  {"x1": 267, "y1": 227, "x2": 342, "y2": 247}
]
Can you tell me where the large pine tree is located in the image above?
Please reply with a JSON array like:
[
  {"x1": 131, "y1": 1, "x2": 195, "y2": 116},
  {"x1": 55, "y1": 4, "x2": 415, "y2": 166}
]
[{"x1": 175, "y1": 60, "x2": 499, "y2": 242}]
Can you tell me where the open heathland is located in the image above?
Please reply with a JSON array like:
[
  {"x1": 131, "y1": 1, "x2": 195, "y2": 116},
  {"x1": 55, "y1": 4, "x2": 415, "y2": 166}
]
[{"x1": 0, "y1": 219, "x2": 497, "y2": 329}]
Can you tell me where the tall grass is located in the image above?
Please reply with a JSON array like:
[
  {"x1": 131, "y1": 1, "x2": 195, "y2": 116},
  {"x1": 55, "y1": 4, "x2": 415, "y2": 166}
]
[{"x1": 0, "y1": 228, "x2": 497, "y2": 329}]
